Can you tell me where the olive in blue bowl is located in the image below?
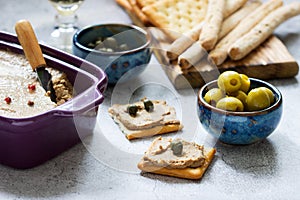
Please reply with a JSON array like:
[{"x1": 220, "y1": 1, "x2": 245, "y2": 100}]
[
  {"x1": 197, "y1": 78, "x2": 283, "y2": 145},
  {"x1": 73, "y1": 23, "x2": 152, "y2": 84}
]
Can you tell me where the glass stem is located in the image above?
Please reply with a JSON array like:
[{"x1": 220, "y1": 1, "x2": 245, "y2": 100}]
[{"x1": 55, "y1": 13, "x2": 78, "y2": 30}]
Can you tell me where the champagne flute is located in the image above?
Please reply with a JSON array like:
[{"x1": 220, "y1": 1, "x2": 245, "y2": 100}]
[{"x1": 48, "y1": 0, "x2": 84, "y2": 52}]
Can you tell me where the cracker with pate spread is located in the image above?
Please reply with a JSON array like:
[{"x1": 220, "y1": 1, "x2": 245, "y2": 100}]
[
  {"x1": 138, "y1": 137, "x2": 216, "y2": 179},
  {"x1": 108, "y1": 98, "x2": 183, "y2": 140}
]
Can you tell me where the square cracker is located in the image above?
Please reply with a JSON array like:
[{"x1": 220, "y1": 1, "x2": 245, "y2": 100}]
[
  {"x1": 128, "y1": 0, "x2": 151, "y2": 25},
  {"x1": 138, "y1": 141, "x2": 216, "y2": 180},
  {"x1": 136, "y1": 0, "x2": 159, "y2": 8},
  {"x1": 142, "y1": 0, "x2": 209, "y2": 40},
  {"x1": 115, "y1": 0, "x2": 133, "y2": 12},
  {"x1": 108, "y1": 100, "x2": 183, "y2": 140},
  {"x1": 116, "y1": 0, "x2": 151, "y2": 25}
]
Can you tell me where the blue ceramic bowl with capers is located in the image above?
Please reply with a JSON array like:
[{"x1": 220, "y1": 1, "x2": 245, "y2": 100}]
[
  {"x1": 73, "y1": 23, "x2": 152, "y2": 84},
  {"x1": 197, "y1": 78, "x2": 283, "y2": 145}
]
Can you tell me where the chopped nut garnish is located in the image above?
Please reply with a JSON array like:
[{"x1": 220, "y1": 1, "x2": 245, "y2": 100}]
[{"x1": 45, "y1": 91, "x2": 51, "y2": 96}]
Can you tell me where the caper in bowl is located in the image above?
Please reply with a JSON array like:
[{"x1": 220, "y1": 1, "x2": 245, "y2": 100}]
[{"x1": 73, "y1": 23, "x2": 152, "y2": 84}]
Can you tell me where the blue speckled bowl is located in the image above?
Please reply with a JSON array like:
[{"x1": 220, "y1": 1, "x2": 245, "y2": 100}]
[
  {"x1": 73, "y1": 23, "x2": 152, "y2": 84},
  {"x1": 198, "y1": 78, "x2": 283, "y2": 145}
]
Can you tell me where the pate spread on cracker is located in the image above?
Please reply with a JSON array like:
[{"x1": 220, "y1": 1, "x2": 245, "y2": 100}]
[
  {"x1": 108, "y1": 98, "x2": 183, "y2": 140},
  {"x1": 138, "y1": 137, "x2": 216, "y2": 179},
  {"x1": 142, "y1": 137, "x2": 205, "y2": 169}
]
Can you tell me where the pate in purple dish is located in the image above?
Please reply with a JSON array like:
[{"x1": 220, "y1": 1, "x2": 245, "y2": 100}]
[{"x1": 0, "y1": 31, "x2": 107, "y2": 169}]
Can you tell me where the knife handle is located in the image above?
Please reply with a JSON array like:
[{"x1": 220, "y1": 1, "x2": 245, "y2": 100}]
[{"x1": 15, "y1": 19, "x2": 46, "y2": 71}]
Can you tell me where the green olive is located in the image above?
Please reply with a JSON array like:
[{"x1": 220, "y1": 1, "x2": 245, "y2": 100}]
[
  {"x1": 216, "y1": 97, "x2": 244, "y2": 112},
  {"x1": 259, "y1": 87, "x2": 274, "y2": 105},
  {"x1": 217, "y1": 71, "x2": 242, "y2": 94},
  {"x1": 204, "y1": 88, "x2": 226, "y2": 106},
  {"x1": 230, "y1": 90, "x2": 247, "y2": 106},
  {"x1": 246, "y1": 88, "x2": 271, "y2": 111},
  {"x1": 239, "y1": 74, "x2": 250, "y2": 93}
]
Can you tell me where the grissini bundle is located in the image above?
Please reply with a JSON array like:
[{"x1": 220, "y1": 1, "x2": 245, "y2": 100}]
[
  {"x1": 166, "y1": 0, "x2": 248, "y2": 61},
  {"x1": 178, "y1": 1, "x2": 261, "y2": 69},
  {"x1": 209, "y1": 0, "x2": 283, "y2": 66},
  {"x1": 218, "y1": 0, "x2": 261, "y2": 40},
  {"x1": 228, "y1": 2, "x2": 300, "y2": 60}
]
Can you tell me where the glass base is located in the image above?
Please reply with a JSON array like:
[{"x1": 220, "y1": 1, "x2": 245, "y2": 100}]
[
  {"x1": 48, "y1": 14, "x2": 79, "y2": 53},
  {"x1": 49, "y1": 26, "x2": 77, "y2": 53}
]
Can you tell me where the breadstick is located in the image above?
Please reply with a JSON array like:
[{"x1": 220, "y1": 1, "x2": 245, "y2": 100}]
[
  {"x1": 178, "y1": 41, "x2": 206, "y2": 69},
  {"x1": 209, "y1": 0, "x2": 283, "y2": 66},
  {"x1": 178, "y1": 1, "x2": 261, "y2": 69},
  {"x1": 166, "y1": 23, "x2": 203, "y2": 61},
  {"x1": 199, "y1": 0, "x2": 225, "y2": 51},
  {"x1": 219, "y1": 1, "x2": 262, "y2": 40},
  {"x1": 223, "y1": 0, "x2": 248, "y2": 17},
  {"x1": 165, "y1": 0, "x2": 247, "y2": 61},
  {"x1": 182, "y1": 58, "x2": 217, "y2": 77},
  {"x1": 228, "y1": 2, "x2": 300, "y2": 60}
]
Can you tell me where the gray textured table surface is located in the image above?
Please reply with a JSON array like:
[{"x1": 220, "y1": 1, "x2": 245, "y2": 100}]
[{"x1": 1, "y1": 0, "x2": 300, "y2": 199}]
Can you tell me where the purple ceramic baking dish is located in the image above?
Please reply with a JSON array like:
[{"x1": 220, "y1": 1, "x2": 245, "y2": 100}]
[{"x1": 0, "y1": 31, "x2": 107, "y2": 169}]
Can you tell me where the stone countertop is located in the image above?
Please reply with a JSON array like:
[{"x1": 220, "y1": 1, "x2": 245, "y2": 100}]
[{"x1": 0, "y1": 0, "x2": 300, "y2": 199}]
